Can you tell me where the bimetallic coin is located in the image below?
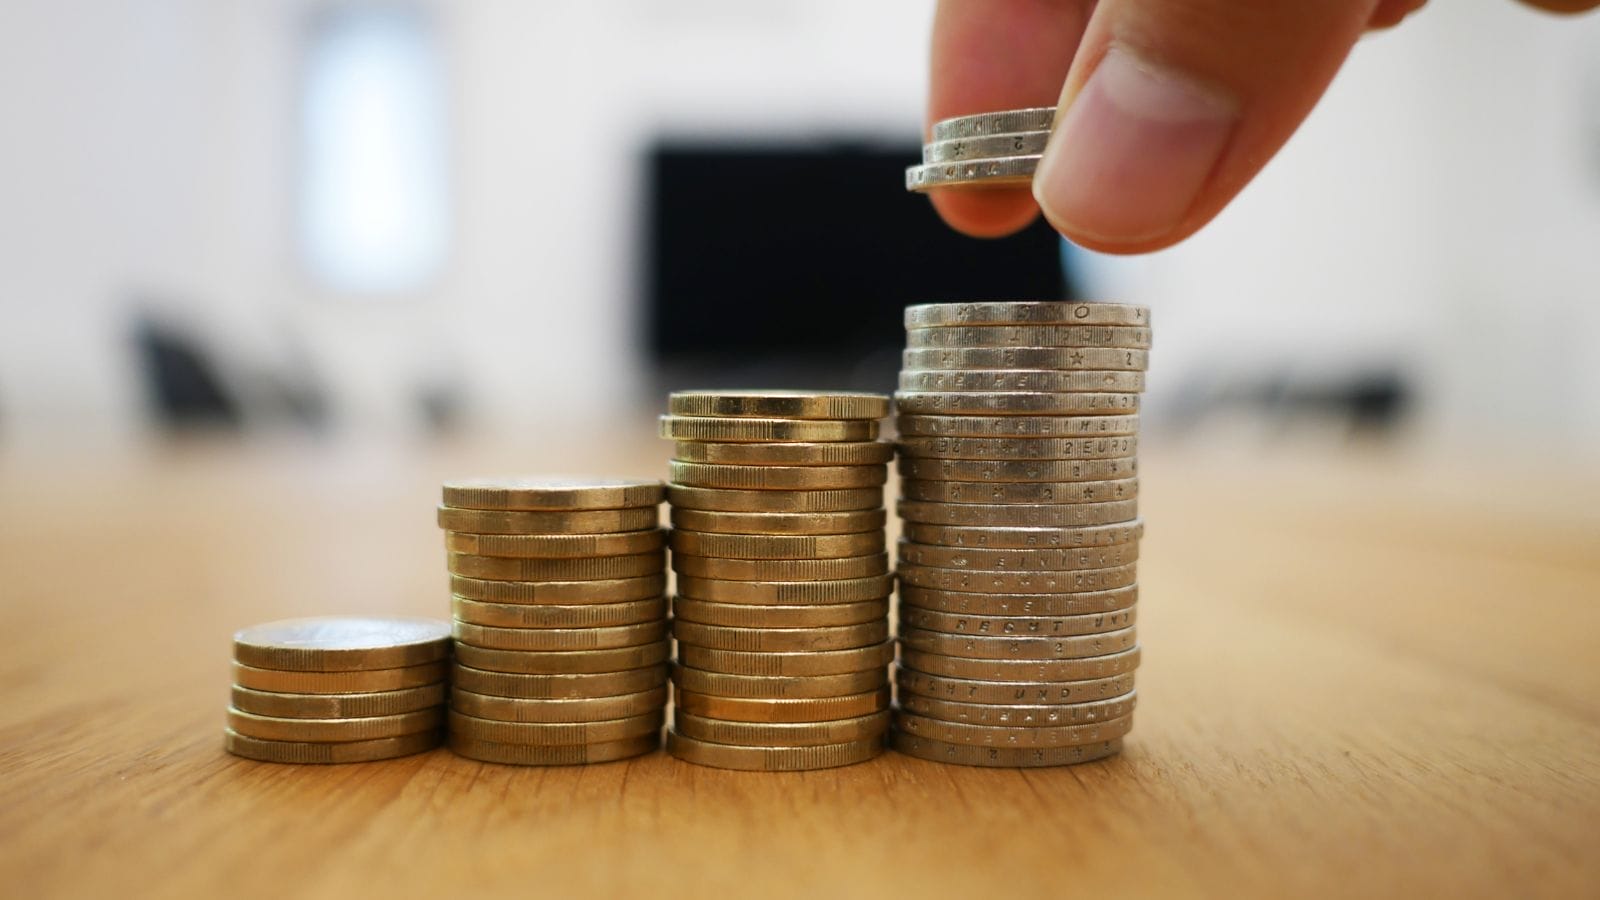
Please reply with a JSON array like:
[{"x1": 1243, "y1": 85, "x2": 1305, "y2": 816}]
[
  {"x1": 671, "y1": 552, "x2": 889, "y2": 581},
  {"x1": 896, "y1": 436, "x2": 1136, "y2": 460},
  {"x1": 446, "y1": 709, "x2": 664, "y2": 745},
  {"x1": 894, "y1": 667, "x2": 1137, "y2": 706},
  {"x1": 225, "y1": 729, "x2": 442, "y2": 764},
  {"x1": 451, "y1": 620, "x2": 667, "y2": 652},
  {"x1": 898, "y1": 646, "x2": 1142, "y2": 683},
  {"x1": 666, "y1": 731, "x2": 884, "y2": 770},
  {"x1": 891, "y1": 732, "x2": 1123, "y2": 768},
  {"x1": 453, "y1": 639, "x2": 671, "y2": 675},
  {"x1": 671, "y1": 598, "x2": 887, "y2": 628},
  {"x1": 668, "y1": 390, "x2": 889, "y2": 420},
  {"x1": 440, "y1": 477, "x2": 664, "y2": 511},
  {"x1": 675, "y1": 574, "x2": 894, "y2": 605},
  {"x1": 450, "y1": 573, "x2": 665, "y2": 605},
  {"x1": 666, "y1": 485, "x2": 883, "y2": 513},
  {"x1": 902, "y1": 347, "x2": 1148, "y2": 371},
  {"x1": 451, "y1": 663, "x2": 668, "y2": 700},
  {"x1": 895, "y1": 413, "x2": 1139, "y2": 438},
  {"x1": 451, "y1": 596, "x2": 667, "y2": 629},
  {"x1": 444, "y1": 529, "x2": 666, "y2": 559},
  {"x1": 674, "y1": 710, "x2": 890, "y2": 747},
  {"x1": 233, "y1": 617, "x2": 452, "y2": 673},
  {"x1": 905, "y1": 325, "x2": 1151, "y2": 350},
  {"x1": 899, "y1": 606, "x2": 1135, "y2": 638},
  {"x1": 897, "y1": 562, "x2": 1138, "y2": 593},
  {"x1": 659, "y1": 416, "x2": 879, "y2": 443},
  {"x1": 898, "y1": 458, "x2": 1138, "y2": 484},
  {"x1": 448, "y1": 734, "x2": 657, "y2": 766},
  {"x1": 446, "y1": 551, "x2": 663, "y2": 582},
  {"x1": 229, "y1": 684, "x2": 445, "y2": 719},
  {"x1": 226, "y1": 707, "x2": 444, "y2": 743},
  {"x1": 897, "y1": 540, "x2": 1139, "y2": 572},
  {"x1": 904, "y1": 301, "x2": 1150, "y2": 328},
  {"x1": 230, "y1": 661, "x2": 449, "y2": 695},
  {"x1": 899, "y1": 370, "x2": 1146, "y2": 396},
  {"x1": 898, "y1": 584, "x2": 1138, "y2": 617},
  {"x1": 922, "y1": 131, "x2": 1050, "y2": 163},
  {"x1": 900, "y1": 478, "x2": 1138, "y2": 505},
  {"x1": 450, "y1": 686, "x2": 667, "y2": 723},
  {"x1": 672, "y1": 620, "x2": 888, "y2": 652},
  {"x1": 897, "y1": 500, "x2": 1139, "y2": 528},
  {"x1": 669, "y1": 507, "x2": 886, "y2": 536},
  {"x1": 674, "y1": 687, "x2": 891, "y2": 723},
  {"x1": 906, "y1": 155, "x2": 1039, "y2": 192},
  {"x1": 673, "y1": 664, "x2": 888, "y2": 699},
  {"x1": 930, "y1": 107, "x2": 1055, "y2": 140},
  {"x1": 895, "y1": 710, "x2": 1133, "y2": 747},
  {"x1": 436, "y1": 506, "x2": 658, "y2": 536},
  {"x1": 668, "y1": 461, "x2": 887, "y2": 491},
  {"x1": 899, "y1": 691, "x2": 1136, "y2": 728},
  {"x1": 669, "y1": 529, "x2": 884, "y2": 560},
  {"x1": 894, "y1": 392, "x2": 1140, "y2": 416},
  {"x1": 673, "y1": 441, "x2": 893, "y2": 467},
  {"x1": 678, "y1": 640, "x2": 896, "y2": 677}
]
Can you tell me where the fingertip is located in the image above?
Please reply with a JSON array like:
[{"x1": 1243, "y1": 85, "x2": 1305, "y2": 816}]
[{"x1": 928, "y1": 188, "x2": 1042, "y2": 239}]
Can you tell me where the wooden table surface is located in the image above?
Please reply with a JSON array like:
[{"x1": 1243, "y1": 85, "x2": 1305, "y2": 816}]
[{"x1": 3, "y1": 433, "x2": 1598, "y2": 899}]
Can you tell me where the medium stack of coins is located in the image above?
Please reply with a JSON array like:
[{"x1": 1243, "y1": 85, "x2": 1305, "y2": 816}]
[
  {"x1": 438, "y1": 478, "x2": 670, "y2": 765},
  {"x1": 660, "y1": 391, "x2": 896, "y2": 771},
  {"x1": 226, "y1": 616, "x2": 450, "y2": 763},
  {"x1": 890, "y1": 301, "x2": 1149, "y2": 767},
  {"x1": 905, "y1": 107, "x2": 1054, "y2": 193}
]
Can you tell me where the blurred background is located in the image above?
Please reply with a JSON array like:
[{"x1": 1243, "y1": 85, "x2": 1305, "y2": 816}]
[{"x1": 1, "y1": 0, "x2": 1599, "y2": 458}]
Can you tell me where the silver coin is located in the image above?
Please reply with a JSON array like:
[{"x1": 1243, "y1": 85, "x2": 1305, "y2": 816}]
[
  {"x1": 898, "y1": 604, "x2": 1135, "y2": 637},
  {"x1": 898, "y1": 583, "x2": 1138, "y2": 617},
  {"x1": 897, "y1": 498, "x2": 1139, "y2": 527},
  {"x1": 922, "y1": 131, "x2": 1050, "y2": 163},
  {"x1": 896, "y1": 561, "x2": 1138, "y2": 593},
  {"x1": 895, "y1": 435, "x2": 1136, "y2": 460},
  {"x1": 898, "y1": 370, "x2": 1146, "y2": 395},
  {"x1": 894, "y1": 392, "x2": 1141, "y2": 416},
  {"x1": 906, "y1": 155, "x2": 1040, "y2": 192},
  {"x1": 904, "y1": 301, "x2": 1149, "y2": 328},
  {"x1": 899, "y1": 477, "x2": 1138, "y2": 505},
  {"x1": 897, "y1": 457, "x2": 1138, "y2": 483},
  {"x1": 930, "y1": 107, "x2": 1056, "y2": 141},
  {"x1": 903, "y1": 347, "x2": 1148, "y2": 371},
  {"x1": 896, "y1": 539, "x2": 1139, "y2": 572},
  {"x1": 905, "y1": 325, "x2": 1151, "y2": 350}
]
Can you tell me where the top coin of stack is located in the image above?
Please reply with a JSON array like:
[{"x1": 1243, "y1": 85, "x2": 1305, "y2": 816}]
[
  {"x1": 890, "y1": 301, "x2": 1149, "y2": 767},
  {"x1": 438, "y1": 477, "x2": 670, "y2": 766},
  {"x1": 661, "y1": 390, "x2": 897, "y2": 771},
  {"x1": 905, "y1": 107, "x2": 1055, "y2": 193},
  {"x1": 225, "y1": 616, "x2": 451, "y2": 764}
]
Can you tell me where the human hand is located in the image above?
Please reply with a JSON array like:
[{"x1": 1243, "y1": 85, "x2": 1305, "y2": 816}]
[{"x1": 926, "y1": 0, "x2": 1600, "y2": 253}]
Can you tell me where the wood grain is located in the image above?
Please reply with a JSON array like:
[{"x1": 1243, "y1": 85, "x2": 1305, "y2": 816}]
[{"x1": 2, "y1": 437, "x2": 1597, "y2": 899}]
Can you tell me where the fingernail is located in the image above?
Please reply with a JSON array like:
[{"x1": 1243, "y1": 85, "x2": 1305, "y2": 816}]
[{"x1": 1033, "y1": 46, "x2": 1239, "y2": 246}]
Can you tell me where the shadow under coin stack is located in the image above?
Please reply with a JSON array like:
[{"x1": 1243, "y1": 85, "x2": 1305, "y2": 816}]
[
  {"x1": 890, "y1": 301, "x2": 1149, "y2": 767},
  {"x1": 226, "y1": 616, "x2": 450, "y2": 763},
  {"x1": 438, "y1": 478, "x2": 670, "y2": 765},
  {"x1": 661, "y1": 391, "x2": 895, "y2": 770}
]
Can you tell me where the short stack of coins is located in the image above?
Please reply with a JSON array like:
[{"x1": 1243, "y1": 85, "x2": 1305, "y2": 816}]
[
  {"x1": 438, "y1": 478, "x2": 670, "y2": 765},
  {"x1": 890, "y1": 301, "x2": 1149, "y2": 767},
  {"x1": 905, "y1": 107, "x2": 1054, "y2": 193},
  {"x1": 660, "y1": 391, "x2": 896, "y2": 770},
  {"x1": 226, "y1": 616, "x2": 450, "y2": 763}
]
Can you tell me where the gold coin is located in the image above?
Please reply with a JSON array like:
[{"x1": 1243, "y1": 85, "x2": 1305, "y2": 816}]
[
  {"x1": 447, "y1": 733, "x2": 657, "y2": 766},
  {"x1": 668, "y1": 461, "x2": 887, "y2": 491},
  {"x1": 897, "y1": 500, "x2": 1138, "y2": 528},
  {"x1": 450, "y1": 596, "x2": 666, "y2": 629},
  {"x1": 672, "y1": 552, "x2": 889, "y2": 581},
  {"x1": 897, "y1": 561, "x2": 1137, "y2": 592},
  {"x1": 450, "y1": 686, "x2": 667, "y2": 723},
  {"x1": 896, "y1": 539, "x2": 1139, "y2": 571},
  {"x1": 904, "y1": 302, "x2": 1149, "y2": 328},
  {"x1": 674, "y1": 710, "x2": 890, "y2": 747},
  {"x1": 452, "y1": 620, "x2": 667, "y2": 652},
  {"x1": 673, "y1": 441, "x2": 893, "y2": 466},
  {"x1": 675, "y1": 574, "x2": 894, "y2": 605},
  {"x1": 231, "y1": 660, "x2": 448, "y2": 695},
  {"x1": 899, "y1": 606, "x2": 1135, "y2": 638},
  {"x1": 666, "y1": 731, "x2": 884, "y2": 771},
  {"x1": 899, "y1": 691, "x2": 1136, "y2": 727},
  {"x1": 444, "y1": 529, "x2": 665, "y2": 559},
  {"x1": 895, "y1": 413, "x2": 1140, "y2": 437},
  {"x1": 674, "y1": 687, "x2": 890, "y2": 723},
  {"x1": 899, "y1": 370, "x2": 1147, "y2": 395},
  {"x1": 440, "y1": 477, "x2": 664, "y2": 511},
  {"x1": 898, "y1": 584, "x2": 1138, "y2": 617},
  {"x1": 899, "y1": 625, "x2": 1137, "y2": 661},
  {"x1": 233, "y1": 617, "x2": 452, "y2": 673},
  {"x1": 229, "y1": 684, "x2": 445, "y2": 719},
  {"x1": 894, "y1": 667, "x2": 1137, "y2": 706},
  {"x1": 895, "y1": 435, "x2": 1136, "y2": 460},
  {"x1": 435, "y1": 506, "x2": 658, "y2": 535},
  {"x1": 446, "y1": 709, "x2": 663, "y2": 745},
  {"x1": 224, "y1": 728, "x2": 442, "y2": 764},
  {"x1": 901, "y1": 478, "x2": 1138, "y2": 505},
  {"x1": 898, "y1": 520, "x2": 1143, "y2": 549},
  {"x1": 451, "y1": 663, "x2": 668, "y2": 700},
  {"x1": 900, "y1": 646, "x2": 1141, "y2": 682},
  {"x1": 669, "y1": 507, "x2": 886, "y2": 535},
  {"x1": 903, "y1": 347, "x2": 1148, "y2": 372},
  {"x1": 667, "y1": 391, "x2": 890, "y2": 420},
  {"x1": 658, "y1": 416, "x2": 879, "y2": 443},
  {"x1": 898, "y1": 457, "x2": 1138, "y2": 483},
  {"x1": 891, "y1": 732, "x2": 1123, "y2": 768},
  {"x1": 453, "y1": 639, "x2": 671, "y2": 675},
  {"x1": 672, "y1": 620, "x2": 888, "y2": 652},
  {"x1": 226, "y1": 707, "x2": 445, "y2": 742},
  {"x1": 894, "y1": 392, "x2": 1140, "y2": 416},
  {"x1": 672, "y1": 664, "x2": 888, "y2": 699},
  {"x1": 678, "y1": 640, "x2": 895, "y2": 676},
  {"x1": 666, "y1": 485, "x2": 883, "y2": 513},
  {"x1": 669, "y1": 530, "x2": 885, "y2": 560},
  {"x1": 895, "y1": 710, "x2": 1133, "y2": 747},
  {"x1": 446, "y1": 551, "x2": 664, "y2": 581},
  {"x1": 672, "y1": 598, "x2": 887, "y2": 628},
  {"x1": 450, "y1": 573, "x2": 665, "y2": 604},
  {"x1": 904, "y1": 325, "x2": 1151, "y2": 350}
]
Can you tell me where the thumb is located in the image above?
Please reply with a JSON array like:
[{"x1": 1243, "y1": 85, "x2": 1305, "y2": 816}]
[{"x1": 1033, "y1": 0, "x2": 1380, "y2": 253}]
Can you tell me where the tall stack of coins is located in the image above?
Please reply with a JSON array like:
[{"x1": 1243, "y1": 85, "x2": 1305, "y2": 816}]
[
  {"x1": 438, "y1": 478, "x2": 669, "y2": 765},
  {"x1": 226, "y1": 616, "x2": 450, "y2": 763},
  {"x1": 890, "y1": 301, "x2": 1149, "y2": 767},
  {"x1": 661, "y1": 391, "x2": 896, "y2": 770},
  {"x1": 905, "y1": 107, "x2": 1054, "y2": 193}
]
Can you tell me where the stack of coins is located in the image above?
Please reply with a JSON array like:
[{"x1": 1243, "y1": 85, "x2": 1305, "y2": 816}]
[
  {"x1": 438, "y1": 478, "x2": 670, "y2": 765},
  {"x1": 660, "y1": 391, "x2": 896, "y2": 771},
  {"x1": 905, "y1": 107, "x2": 1054, "y2": 193},
  {"x1": 890, "y1": 301, "x2": 1149, "y2": 767},
  {"x1": 226, "y1": 616, "x2": 450, "y2": 764}
]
